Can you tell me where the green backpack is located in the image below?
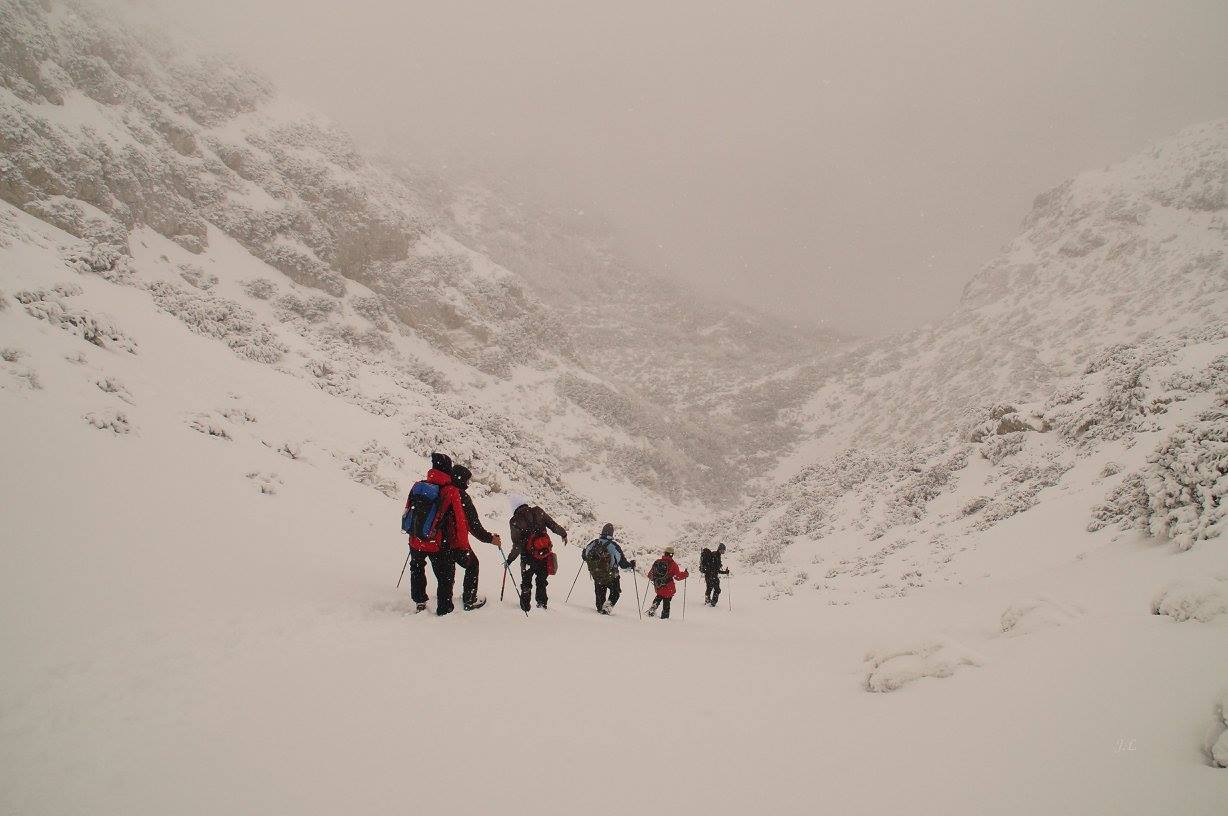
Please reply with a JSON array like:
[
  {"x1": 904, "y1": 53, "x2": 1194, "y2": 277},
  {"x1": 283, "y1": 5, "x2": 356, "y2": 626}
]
[{"x1": 586, "y1": 539, "x2": 616, "y2": 584}]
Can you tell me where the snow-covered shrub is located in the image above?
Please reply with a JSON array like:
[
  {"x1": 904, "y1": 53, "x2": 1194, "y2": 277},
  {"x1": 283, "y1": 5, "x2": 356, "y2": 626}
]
[
  {"x1": 1088, "y1": 473, "x2": 1147, "y2": 533},
  {"x1": 188, "y1": 414, "x2": 232, "y2": 440},
  {"x1": 863, "y1": 638, "x2": 980, "y2": 692},
  {"x1": 1055, "y1": 368, "x2": 1152, "y2": 445},
  {"x1": 15, "y1": 285, "x2": 138, "y2": 353},
  {"x1": 246, "y1": 471, "x2": 283, "y2": 496},
  {"x1": 84, "y1": 410, "x2": 131, "y2": 435},
  {"x1": 1099, "y1": 461, "x2": 1122, "y2": 478},
  {"x1": 961, "y1": 495, "x2": 989, "y2": 516},
  {"x1": 64, "y1": 242, "x2": 131, "y2": 283},
  {"x1": 1145, "y1": 401, "x2": 1227, "y2": 550},
  {"x1": 242, "y1": 278, "x2": 277, "y2": 300},
  {"x1": 1, "y1": 347, "x2": 21, "y2": 363},
  {"x1": 1207, "y1": 692, "x2": 1228, "y2": 768},
  {"x1": 1000, "y1": 596, "x2": 1081, "y2": 636},
  {"x1": 975, "y1": 459, "x2": 1071, "y2": 530},
  {"x1": 178, "y1": 264, "x2": 218, "y2": 290},
  {"x1": 145, "y1": 281, "x2": 286, "y2": 363},
  {"x1": 95, "y1": 377, "x2": 133, "y2": 404},
  {"x1": 340, "y1": 441, "x2": 402, "y2": 498},
  {"x1": 981, "y1": 432, "x2": 1027, "y2": 464},
  {"x1": 275, "y1": 290, "x2": 337, "y2": 323},
  {"x1": 1151, "y1": 577, "x2": 1228, "y2": 623}
]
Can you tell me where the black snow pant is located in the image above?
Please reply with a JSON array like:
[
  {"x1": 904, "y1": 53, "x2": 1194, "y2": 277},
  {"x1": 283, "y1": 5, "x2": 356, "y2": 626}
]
[
  {"x1": 450, "y1": 548, "x2": 480, "y2": 606},
  {"x1": 409, "y1": 550, "x2": 454, "y2": 614},
  {"x1": 649, "y1": 596, "x2": 673, "y2": 619},
  {"x1": 704, "y1": 572, "x2": 721, "y2": 604},
  {"x1": 520, "y1": 558, "x2": 549, "y2": 611},
  {"x1": 594, "y1": 574, "x2": 622, "y2": 611}
]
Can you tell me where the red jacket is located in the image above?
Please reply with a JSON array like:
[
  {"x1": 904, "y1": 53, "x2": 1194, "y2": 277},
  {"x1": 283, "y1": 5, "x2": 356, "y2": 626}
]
[
  {"x1": 408, "y1": 469, "x2": 470, "y2": 553},
  {"x1": 653, "y1": 555, "x2": 688, "y2": 599}
]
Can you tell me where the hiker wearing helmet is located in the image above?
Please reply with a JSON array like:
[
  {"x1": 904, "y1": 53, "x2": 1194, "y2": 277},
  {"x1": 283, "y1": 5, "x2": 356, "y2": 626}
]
[
  {"x1": 505, "y1": 495, "x2": 568, "y2": 612},
  {"x1": 646, "y1": 546, "x2": 688, "y2": 619},
  {"x1": 448, "y1": 464, "x2": 500, "y2": 612},
  {"x1": 582, "y1": 523, "x2": 635, "y2": 615},
  {"x1": 404, "y1": 453, "x2": 470, "y2": 615},
  {"x1": 700, "y1": 543, "x2": 731, "y2": 607}
]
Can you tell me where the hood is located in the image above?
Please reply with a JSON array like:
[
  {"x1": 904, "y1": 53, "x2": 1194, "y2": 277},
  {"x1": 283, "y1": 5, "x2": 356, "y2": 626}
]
[{"x1": 507, "y1": 493, "x2": 529, "y2": 514}]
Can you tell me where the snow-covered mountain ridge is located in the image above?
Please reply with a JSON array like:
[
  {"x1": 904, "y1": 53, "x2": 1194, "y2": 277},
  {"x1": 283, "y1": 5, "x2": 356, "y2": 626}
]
[
  {"x1": 0, "y1": 0, "x2": 810, "y2": 508},
  {"x1": 674, "y1": 120, "x2": 1227, "y2": 601}
]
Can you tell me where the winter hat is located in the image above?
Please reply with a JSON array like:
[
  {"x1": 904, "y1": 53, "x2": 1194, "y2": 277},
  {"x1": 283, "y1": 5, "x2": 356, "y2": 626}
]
[
  {"x1": 663, "y1": 546, "x2": 675, "y2": 555},
  {"x1": 452, "y1": 464, "x2": 472, "y2": 489},
  {"x1": 431, "y1": 452, "x2": 453, "y2": 475},
  {"x1": 601, "y1": 523, "x2": 615, "y2": 537},
  {"x1": 507, "y1": 493, "x2": 529, "y2": 514},
  {"x1": 717, "y1": 543, "x2": 726, "y2": 552}
]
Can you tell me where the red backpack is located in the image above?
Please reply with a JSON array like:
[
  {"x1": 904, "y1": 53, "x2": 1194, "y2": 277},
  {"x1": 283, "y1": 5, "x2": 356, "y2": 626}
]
[{"x1": 527, "y1": 533, "x2": 557, "y2": 575}]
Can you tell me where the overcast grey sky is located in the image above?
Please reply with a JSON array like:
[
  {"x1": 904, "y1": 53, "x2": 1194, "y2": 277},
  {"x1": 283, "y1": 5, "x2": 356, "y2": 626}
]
[{"x1": 148, "y1": 0, "x2": 1228, "y2": 334}]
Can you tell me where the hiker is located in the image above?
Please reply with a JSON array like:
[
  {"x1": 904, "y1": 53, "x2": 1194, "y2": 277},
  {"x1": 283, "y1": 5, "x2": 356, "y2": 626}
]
[
  {"x1": 505, "y1": 495, "x2": 568, "y2": 611},
  {"x1": 403, "y1": 453, "x2": 476, "y2": 615},
  {"x1": 700, "y1": 543, "x2": 730, "y2": 607},
  {"x1": 448, "y1": 464, "x2": 499, "y2": 612},
  {"x1": 646, "y1": 546, "x2": 688, "y2": 620},
  {"x1": 582, "y1": 523, "x2": 635, "y2": 615}
]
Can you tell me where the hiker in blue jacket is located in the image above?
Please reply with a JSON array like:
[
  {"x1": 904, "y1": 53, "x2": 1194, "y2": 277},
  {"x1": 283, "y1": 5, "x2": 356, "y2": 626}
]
[{"x1": 582, "y1": 523, "x2": 635, "y2": 615}]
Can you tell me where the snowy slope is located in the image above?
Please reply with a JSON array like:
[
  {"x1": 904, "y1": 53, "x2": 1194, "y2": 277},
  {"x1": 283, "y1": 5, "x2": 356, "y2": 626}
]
[
  {"x1": 0, "y1": 0, "x2": 809, "y2": 505},
  {"x1": 3, "y1": 197, "x2": 1226, "y2": 814}
]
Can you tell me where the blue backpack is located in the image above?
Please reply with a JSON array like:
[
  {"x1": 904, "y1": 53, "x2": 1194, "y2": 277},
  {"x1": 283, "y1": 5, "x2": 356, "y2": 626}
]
[{"x1": 401, "y1": 480, "x2": 444, "y2": 540}]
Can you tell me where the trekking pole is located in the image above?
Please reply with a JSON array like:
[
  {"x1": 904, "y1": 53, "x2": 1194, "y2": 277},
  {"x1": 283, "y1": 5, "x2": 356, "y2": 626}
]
[
  {"x1": 395, "y1": 549, "x2": 411, "y2": 589},
  {"x1": 564, "y1": 559, "x2": 585, "y2": 604},
  {"x1": 497, "y1": 544, "x2": 510, "y2": 602},
  {"x1": 728, "y1": 574, "x2": 732, "y2": 612},
  {"x1": 683, "y1": 576, "x2": 688, "y2": 622},
  {"x1": 641, "y1": 577, "x2": 651, "y2": 612},
  {"x1": 631, "y1": 566, "x2": 642, "y2": 620},
  {"x1": 498, "y1": 547, "x2": 528, "y2": 617}
]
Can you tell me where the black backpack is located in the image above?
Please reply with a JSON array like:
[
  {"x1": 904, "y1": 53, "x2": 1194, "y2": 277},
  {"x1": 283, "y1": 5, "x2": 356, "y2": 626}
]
[
  {"x1": 699, "y1": 548, "x2": 714, "y2": 574},
  {"x1": 648, "y1": 558, "x2": 670, "y2": 588}
]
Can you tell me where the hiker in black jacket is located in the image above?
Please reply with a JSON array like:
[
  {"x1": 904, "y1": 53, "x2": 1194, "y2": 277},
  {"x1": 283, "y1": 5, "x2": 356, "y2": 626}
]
[
  {"x1": 582, "y1": 523, "x2": 635, "y2": 614},
  {"x1": 505, "y1": 495, "x2": 567, "y2": 611},
  {"x1": 701, "y1": 543, "x2": 730, "y2": 607},
  {"x1": 448, "y1": 465, "x2": 500, "y2": 611}
]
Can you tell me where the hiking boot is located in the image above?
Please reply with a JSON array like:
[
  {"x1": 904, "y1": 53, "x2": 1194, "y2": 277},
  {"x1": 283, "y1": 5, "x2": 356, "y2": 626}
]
[
  {"x1": 415, "y1": 602, "x2": 428, "y2": 613},
  {"x1": 536, "y1": 602, "x2": 548, "y2": 610},
  {"x1": 597, "y1": 607, "x2": 611, "y2": 615},
  {"x1": 600, "y1": 601, "x2": 613, "y2": 614},
  {"x1": 463, "y1": 596, "x2": 487, "y2": 611},
  {"x1": 646, "y1": 606, "x2": 656, "y2": 617}
]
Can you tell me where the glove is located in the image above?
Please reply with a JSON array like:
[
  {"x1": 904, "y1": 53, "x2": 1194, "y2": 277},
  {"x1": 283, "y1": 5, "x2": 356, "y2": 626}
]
[
  {"x1": 492, "y1": 533, "x2": 503, "y2": 547},
  {"x1": 629, "y1": 559, "x2": 637, "y2": 569}
]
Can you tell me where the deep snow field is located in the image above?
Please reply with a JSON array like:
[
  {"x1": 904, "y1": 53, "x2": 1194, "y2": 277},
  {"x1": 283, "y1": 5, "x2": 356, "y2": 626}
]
[{"x1": 2, "y1": 203, "x2": 1227, "y2": 815}]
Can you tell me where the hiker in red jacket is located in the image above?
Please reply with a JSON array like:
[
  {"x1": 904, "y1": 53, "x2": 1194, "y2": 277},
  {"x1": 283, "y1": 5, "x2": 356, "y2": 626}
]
[
  {"x1": 646, "y1": 546, "x2": 688, "y2": 620},
  {"x1": 406, "y1": 453, "x2": 472, "y2": 615}
]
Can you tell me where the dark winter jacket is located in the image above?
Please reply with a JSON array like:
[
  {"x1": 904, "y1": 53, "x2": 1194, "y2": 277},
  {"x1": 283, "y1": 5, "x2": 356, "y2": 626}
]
[
  {"x1": 651, "y1": 555, "x2": 688, "y2": 599},
  {"x1": 407, "y1": 468, "x2": 469, "y2": 554},
  {"x1": 703, "y1": 548, "x2": 729, "y2": 577},
  {"x1": 506, "y1": 504, "x2": 567, "y2": 563},
  {"x1": 459, "y1": 491, "x2": 495, "y2": 545}
]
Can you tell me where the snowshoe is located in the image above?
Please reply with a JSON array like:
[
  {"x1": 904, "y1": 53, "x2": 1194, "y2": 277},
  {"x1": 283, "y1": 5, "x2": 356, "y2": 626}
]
[{"x1": 463, "y1": 596, "x2": 487, "y2": 611}]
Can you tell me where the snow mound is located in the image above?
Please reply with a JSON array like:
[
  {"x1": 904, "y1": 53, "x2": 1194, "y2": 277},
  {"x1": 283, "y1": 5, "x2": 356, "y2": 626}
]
[
  {"x1": 999, "y1": 596, "x2": 1083, "y2": 636},
  {"x1": 863, "y1": 637, "x2": 981, "y2": 692},
  {"x1": 1151, "y1": 577, "x2": 1228, "y2": 623},
  {"x1": 1207, "y1": 690, "x2": 1228, "y2": 768}
]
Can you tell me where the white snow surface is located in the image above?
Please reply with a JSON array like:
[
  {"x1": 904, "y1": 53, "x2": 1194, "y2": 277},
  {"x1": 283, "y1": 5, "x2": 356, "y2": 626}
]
[{"x1": 2, "y1": 1, "x2": 1228, "y2": 812}]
